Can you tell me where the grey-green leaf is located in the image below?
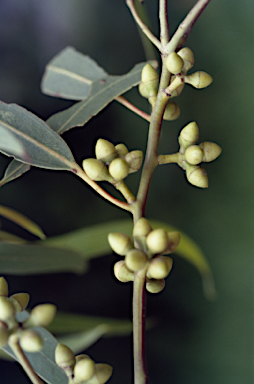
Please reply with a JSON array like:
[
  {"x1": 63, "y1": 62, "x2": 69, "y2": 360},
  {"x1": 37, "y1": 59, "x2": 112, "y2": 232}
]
[
  {"x1": 0, "y1": 159, "x2": 30, "y2": 187},
  {"x1": 41, "y1": 47, "x2": 107, "y2": 100},
  {"x1": 0, "y1": 242, "x2": 87, "y2": 274},
  {"x1": 0, "y1": 102, "x2": 76, "y2": 170},
  {"x1": 46, "y1": 61, "x2": 155, "y2": 135}
]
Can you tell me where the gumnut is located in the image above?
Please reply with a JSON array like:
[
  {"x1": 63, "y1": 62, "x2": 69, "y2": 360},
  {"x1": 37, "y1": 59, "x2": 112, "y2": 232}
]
[
  {"x1": 146, "y1": 279, "x2": 165, "y2": 294},
  {"x1": 108, "y1": 232, "x2": 133, "y2": 256},
  {"x1": 20, "y1": 330, "x2": 43, "y2": 353},
  {"x1": 82, "y1": 159, "x2": 112, "y2": 182},
  {"x1": 0, "y1": 297, "x2": 15, "y2": 321},
  {"x1": 146, "y1": 229, "x2": 169, "y2": 254},
  {"x1": 185, "y1": 71, "x2": 213, "y2": 89},
  {"x1": 124, "y1": 150, "x2": 143, "y2": 173},
  {"x1": 0, "y1": 277, "x2": 8, "y2": 297},
  {"x1": 114, "y1": 261, "x2": 134, "y2": 282},
  {"x1": 94, "y1": 363, "x2": 113, "y2": 384},
  {"x1": 184, "y1": 145, "x2": 204, "y2": 165},
  {"x1": 166, "y1": 231, "x2": 181, "y2": 253},
  {"x1": 139, "y1": 63, "x2": 159, "y2": 99},
  {"x1": 166, "y1": 52, "x2": 184, "y2": 74},
  {"x1": 24, "y1": 304, "x2": 57, "y2": 328},
  {"x1": 177, "y1": 47, "x2": 194, "y2": 73},
  {"x1": 115, "y1": 143, "x2": 129, "y2": 158},
  {"x1": 178, "y1": 122, "x2": 199, "y2": 150},
  {"x1": 125, "y1": 249, "x2": 148, "y2": 272},
  {"x1": 163, "y1": 101, "x2": 180, "y2": 121},
  {"x1": 0, "y1": 328, "x2": 9, "y2": 347},
  {"x1": 8, "y1": 293, "x2": 30, "y2": 313},
  {"x1": 133, "y1": 218, "x2": 152, "y2": 238},
  {"x1": 55, "y1": 343, "x2": 76, "y2": 372},
  {"x1": 108, "y1": 158, "x2": 130, "y2": 181},
  {"x1": 147, "y1": 256, "x2": 173, "y2": 280},
  {"x1": 95, "y1": 139, "x2": 117, "y2": 163},
  {"x1": 186, "y1": 164, "x2": 208, "y2": 188},
  {"x1": 199, "y1": 141, "x2": 222, "y2": 162},
  {"x1": 74, "y1": 355, "x2": 95, "y2": 382}
]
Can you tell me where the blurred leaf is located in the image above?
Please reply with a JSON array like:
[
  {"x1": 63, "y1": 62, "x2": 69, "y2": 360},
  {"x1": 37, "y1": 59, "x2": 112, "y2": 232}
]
[
  {"x1": 41, "y1": 46, "x2": 107, "y2": 100},
  {"x1": 0, "y1": 230, "x2": 25, "y2": 243},
  {"x1": 0, "y1": 242, "x2": 87, "y2": 274},
  {"x1": 45, "y1": 219, "x2": 215, "y2": 299},
  {"x1": 46, "y1": 61, "x2": 157, "y2": 135},
  {"x1": 3, "y1": 326, "x2": 68, "y2": 384},
  {"x1": 0, "y1": 102, "x2": 76, "y2": 170},
  {"x1": 0, "y1": 205, "x2": 46, "y2": 240},
  {"x1": 0, "y1": 159, "x2": 30, "y2": 187}
]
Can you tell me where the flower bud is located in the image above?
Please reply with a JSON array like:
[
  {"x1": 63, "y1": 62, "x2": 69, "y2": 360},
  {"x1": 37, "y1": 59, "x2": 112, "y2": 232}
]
[
  {"x1": 186, "y1": 164, "x2": 208, "y2": 188},
  {"x1": 148, "y1": 95, "x2": 157, "y2": 109},
  {"x1": 108, "y1": 232, "x2": 133, "y2": 256},
  {"x1": 125, "y1": 249, "x2": 148, "y2": 272},
  {"x1": 0, "y1": 297, "x2": 15, "y2": 321},
  {"x1": 166, "y1": 231, "x2": 181, "y2": 253},
  {"x1": 55, "y1": 343, "x2": 75, "y2": 372},
  {"x1": 82, "y1": 159, "x2": 112, "y2": 182},
  {"x1": 95, "y1": 139, "x2": 117, "y2": 163},
  {"x1": 139, "y1": 64, "x2": 159, "y2": 99},
  {"x1": 177, "y1": 47, "x2": 194, "y2": 73},
  {"x1": 0, "y1": 277, "x2": 8, "y2": 297},
  {"x1": 114, "y1": 261, "x2": 134, "y2": 282},
  {"x1": 170, "y1": 81, "x2": 185, "y2": 98},
  {"x1": 25, "y1": 304, "x2": 56, "y2": 327},
  {"x1": 146, "y1": 279, "x2": 165, "y2": 294},
  {"x1": 20, "y1": 330, "x2": 43, "y2": 353},
  {"x1": 184, "y1": 145, "x2": 204, "y2": 165},
  {"x1": 185, "y1": 71, "x2": 213, "y2": 89},
  {"x1": 0, "y1": 328, "x2": 9, "y2": 347},
  {"x1": 163, "y1": 101, "x2": 180, "y2": 121},
  {"x1": 94, "y1": 363, "x2": 113, "y2": 384},
  {"x1": 74, "y1": 355, "x2": 95, "y2": 382},
  {"x1": 166, "y1": 52, "x2": 184, "y2": 74},
  {"x1": 124, "y1": 150, "x2": 143, "y2": 173},
  {"x1": 199, "y1": 141, "x2": 222, "y2": 162},
  {"x1": 115, "y1": 143, "x2": 129, "y2": 158},
  {"x1": 178, "y1": 122, "x2": 199, "y2": 150},
  {"x1": 8, "y1": 293, "x2": 30, "y2": 313},
  {"x1": 108, "y1": 158, "x2": 130, "y2": 181},
  {"x1": 133, "y1": 218, "x2": 152, "y2": 238},
  {"x1": 146, "y1": 229, "x2": 169, "y2": 254},
  {"x1": 147, "y1": 256, "x2": 173, "y2": 279}
]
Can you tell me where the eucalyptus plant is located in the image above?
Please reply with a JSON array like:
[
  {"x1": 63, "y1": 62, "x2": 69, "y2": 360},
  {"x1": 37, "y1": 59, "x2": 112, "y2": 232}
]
[{"x1": 0, "y1": 1, "x2": 221, "y2": 384}]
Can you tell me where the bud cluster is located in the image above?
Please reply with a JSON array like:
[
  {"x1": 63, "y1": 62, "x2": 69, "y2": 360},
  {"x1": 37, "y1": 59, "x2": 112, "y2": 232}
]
[
  {"x1": 177, "y1": 122, "x2": 222, "y2": 188},
  {"x1": 0, "y1": 276, "x2": 56, "y2": 353},
  {"x1": 55, "y1": 343, "x2": 113, "y2": 384},
  {"x1": 82, "y1": 139, "x2": 143, "y2": 182},
  {"x1": 108, "y1": 218, "x2": 180, "y2": 293}
]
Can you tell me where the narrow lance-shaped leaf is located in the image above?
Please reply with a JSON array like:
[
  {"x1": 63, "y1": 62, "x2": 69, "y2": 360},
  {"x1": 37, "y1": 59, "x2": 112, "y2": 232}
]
[
  {"x1": 0, "y1": 159, "x2": 30, "y2": 187},
  {"x1": 41, "y1": 46, "x2": 107, "y2": 100},
  {"x1": 46, "y1": 61, "x2": 156, "y2": 135},
  {"x1": 0, "y1": 102, "x2": 76, "y2": 170}
]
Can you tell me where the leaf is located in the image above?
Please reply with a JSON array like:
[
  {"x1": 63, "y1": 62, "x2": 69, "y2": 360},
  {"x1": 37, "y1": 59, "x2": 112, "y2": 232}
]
[
  {"x1": 0, "y1": 102, "x2": 76, "y2": 170},
  {"x1": 45, "y1": 219, "x2": 215, "y2": 299},
  {"x1": 46, "y1": 61, "x2": 156, "y2": 135},
  {"x1": 3, "y1": 325, "x2": 68, "y2": 384},
  {"x1": 0, "y1": 205, "x2": 46, "y2": 239},
  {"x1": 0, "y1": 160, "x2": 31, "y2": 187},
  {"x1": 0, "y1": 242, "x2": 87, "y2": 274},
  {"x1": 41, "y1": 47, "x2": 107, "y2": 100}
]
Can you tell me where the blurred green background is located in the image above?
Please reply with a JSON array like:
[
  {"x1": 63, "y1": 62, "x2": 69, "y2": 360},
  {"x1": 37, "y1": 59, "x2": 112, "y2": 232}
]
[{"x1": 0, "y1": 0, "x2": 253, "y2": 383}]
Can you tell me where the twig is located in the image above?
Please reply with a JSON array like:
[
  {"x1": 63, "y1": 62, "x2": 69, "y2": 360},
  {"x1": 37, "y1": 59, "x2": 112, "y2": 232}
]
[
  {"x1": 115, "y1": 96, "x2": 151, "y2": 122},
  {"x1": 159, "y1": 0, "x2": 170, "y2": 48}
]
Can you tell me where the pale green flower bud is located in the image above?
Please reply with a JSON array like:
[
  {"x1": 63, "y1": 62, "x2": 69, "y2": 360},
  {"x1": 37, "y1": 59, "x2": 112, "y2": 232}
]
[
  {"x1": 0, "y1": 277, "x2": 8, "y2": 297},
  {"x1": 124, "y1": 150, "x2": 143, "y2": 173},
  {"x1": 147, "y1": 256, "x2": 173, "y2": 280},
  {"x1": 199, "y1": 141, "x2": 222, "y2": 162},
  {"x1": 94, "y1": 363, "x2": 113, "y2": 384},
  {"x1": 185, "y1": 71, "x2": 213, "y2": 89},
  {"x1": 125, "y1": 249, "x2": 148, "y2": 272},
  {"x1": 0, "y1": 328, "x2": 9, "y2": 347},
  {"x1": 146, "y1": 279, "x2": 165, "y2": 294},
  {"x1": 163, "y1": 101, "x2": 180, "y2": 121},
  {"x1": 109, "y1": 158, "x2": 130, "y2": 181},
  {"x1": 178, "y1": 122, "x2": 199, "y2": 150},
  {"x1": 166, "y1": 52, "x2": 184, "y2": 75},
  {"x1": 0, "y1": 297, "x2": 15, "y2": 321},
  {"x1": 177, "y1": 47, "x2": 194, "y2": 73},
  {"x1": 139, "y1": 64, "x2": 159, "y2": 99},
  {"x1": 82, "y1": 159, "x2": 112, "y2": 182},
  {"x1": 20, "y1": 330, "x2": 43, "y2": 353},
  {"x1": 24, "y1": 304, "x2": 56, "y2": 327},
  {"x1": 186, "y1": 164, "x2": 208, "y2": 188},
  {"x1": 95, "y1": 139, "x2": 117, "y2": 163},
  {"x1": 115, "y1": 143, "x2": 129, "y2": 158},
  {"x1": 133, "y1": 218, "x2": 152, "y2": 238},
  {"x1": 146, "y1": 229, "x2": 169, "y2": 254},
  {"x1": 8, "y1": 293, "x2": 30, "y2": 313},
  {"x1": 74, "y1": 355, "x2": 95, "y2": 382},
  {"x1": 114, "y1": 261, "x2": 134, "y2": 282},
  {"x1": 184, "y1": 145, "x2": 204, "y2": 165},
  {"x1": 55, "y1": 343, "x2": 75, "y2": 372},
  {"x1": 108, "y1": 232, "x2": 133, "y2": 256},
  {"x1": 166, "y1": 231, "x2": 181, "y2": 253}
]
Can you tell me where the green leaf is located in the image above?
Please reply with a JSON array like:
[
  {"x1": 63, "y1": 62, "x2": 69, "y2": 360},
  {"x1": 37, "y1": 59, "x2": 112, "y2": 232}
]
[
  {"x1": 46, "y1": 61, "x2": 156, "y2": 135},
  {"x1": 45, "y1": 219, "x2": 215, "y2": 299},
  {"x1": 0, "y1": 102, "x2": 76, "y2": 170},
  {"x1": 0, "y1": 205, "x2": 46, "y2": 239},
  {"x1": 0, "y1": 242, "x2": 87, "y2": 274},
  {"x1": 0, "y1": 159, "x2": 31, "y2": 187},
  {"x1": 41, "y1": 47, "x2": 107, "y2": 100},
  {"x1": 3, "y1": 325, "x2": 68, "y2": 384}
]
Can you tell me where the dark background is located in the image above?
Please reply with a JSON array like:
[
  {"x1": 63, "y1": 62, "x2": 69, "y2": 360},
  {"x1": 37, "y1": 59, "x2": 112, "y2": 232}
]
[{"x1": 0, "y1": 0, "x2": 253, "y2": 383}]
